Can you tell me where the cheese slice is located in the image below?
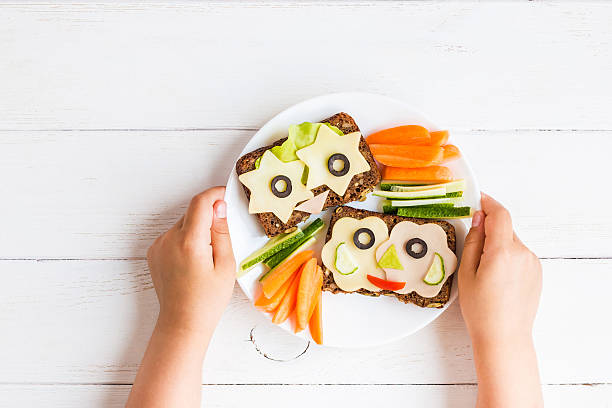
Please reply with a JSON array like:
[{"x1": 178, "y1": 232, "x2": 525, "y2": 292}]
[
  {"x1": 295, "y1": 190, "x2": 329, "y2": 214},
  {"x1": 374, "y1": 221, "x2": 457, "y2": 297},
  {"x1": 238, "y1": 150, "x2": 314, "y2": 223},
  {"x1": 296, "y1": 126, "x2": 370, "y2": 196}
]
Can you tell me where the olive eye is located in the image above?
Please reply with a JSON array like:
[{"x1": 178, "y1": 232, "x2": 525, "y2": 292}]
[
  {"x1": 405, "y1": 238, "x2": 427, "y2": 259},
  {"x1": 353, "y1": 228, "x2": 375, "y2": 250},
  {"x1": 270, "y1": 175, "x2": 292, "y2": 198},
  {"x1": 328, "y1": 153, "x2": 350, "y2": 177}
]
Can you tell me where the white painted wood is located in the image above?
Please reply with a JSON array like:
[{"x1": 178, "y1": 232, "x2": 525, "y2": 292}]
[
  {"x1": 1, "y1": 384, "x2": 612, "y2": 408},
  {"x1": 1, "y1": 2, "x2": 611, "y2": 130},
  {"x1": 0, "y1": 259, "x2": 609, "y2": 385},
  {"x1": 1, "y1": 129, "x2": 609, "y2": 259}
]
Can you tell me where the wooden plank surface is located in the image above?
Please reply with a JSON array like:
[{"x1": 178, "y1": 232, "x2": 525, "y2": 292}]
[
  {"x1": 0, "y1": 2, "x2": 611, "y2": 130},
  {"x1": 0, "y1": 258, "x2": 609, "y2": 385},
  {"x1": 1, "y1": 129, "x2": 610, "y2": 259},
  {"x1": 2, "y1": 384, "x2": 612, "y2": 408}
]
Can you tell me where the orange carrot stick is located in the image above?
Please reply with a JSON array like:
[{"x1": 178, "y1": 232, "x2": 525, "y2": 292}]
[
  {"x1": 428, "y1": 130, "x2": 449, "y2": 146},
  {"x1": 261, "y1": 250, "x2": 314, "y2": 298},
  {"x1": 382, "y1": 165, "x2": 453, "y2": 183},
  {"x1": 369, "y1": 144, "x2": 444, "y2": 168},
  {"x1": 295, "y1": 259, "x2": 320, "y2": 333},
  {"x1": 255, "y1": 271, "x2": 297, "y2": 313},
  {"x1": 366, "y1": 125, "x2": 430, "y2": 145},
  {"x1": 272, "y1": 264, "x2": 303, "y2": 324},
  {"x1": 306, "y1": 267, "x2": 323, "y2": 322},
  {"x1": 441, "y1": 144, "x2": 461, "y2": 163},
  {"x1": 309, "y1": 292, "x2": 323, "y2": 345}
]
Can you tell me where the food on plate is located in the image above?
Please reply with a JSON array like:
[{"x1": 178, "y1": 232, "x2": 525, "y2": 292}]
[
  {"x1": 321, "y1": 206, "x2": 457, "y2": 308},
  {"x1": 381, "y1": 179, "x2": 466, "y2": 193},
  {"x1": 263, "y1": 218, "x2": 325, "y2": 269},
  {"x1": 366, "y1": 125, "x2": 430, "y2": 145},
  {"x1": 235, "y1": 113, "x2": 381, "y2": 237},
  {"x1": 334, "y1": 242, "x2": 359, "y2": 275},
  {"x1": 368, "y1": 144, "x2": 444, "y2": 168},
  {"x1": 382, "y1": 166, "x2": 454, "y2": 183},
  {"x1": 367, "y1": 125, "x2": 461, "y2": 183},
  {"x1": 397, "y1": 206, "x2": 472, "y2": 219},
  {"x1": 238, "y1": 227, "x2": 305, "y2": 276},
  {"x1": 423, "y1": 253, "x2": 445, "y2": 285},
  {"x1": 254, "y1": 251, "x2": 324, "y2": 344},
  {"x1": 260, "y1": 249, "x2": 314, "y2": 295}
]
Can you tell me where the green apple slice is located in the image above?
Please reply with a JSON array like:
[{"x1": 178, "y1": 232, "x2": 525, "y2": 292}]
[
  {"x1": 378, "y1": 244, "x2": 404, "y2": 270},
  {"x1": 423, "y1": 253, "x2": 445, "y2": 285},
  {"x1": 335, "y1": 242, "x2": 359, "y2": 275}
]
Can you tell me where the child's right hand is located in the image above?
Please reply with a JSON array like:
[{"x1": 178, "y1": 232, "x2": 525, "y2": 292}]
[{"x1": 458, "y1": 193, "x2": 542, "y2": 345}]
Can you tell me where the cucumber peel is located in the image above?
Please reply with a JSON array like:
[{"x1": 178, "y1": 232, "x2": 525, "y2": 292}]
[
  {"x1": 387, "y1": 179, "x2": 466, "y2": 194},
  {"x1": 397, "y1": 206, "x2": 473, "y2": 219},
  {"x1": 259, "y1": 236, "x2": 316, "y2": 281},
  {"x1": 391, "y1": 197, "x2": 464, "y2": 207},
  {"x1": 423, "y1": 253, "x2": 445, "y2": 285},
  {"x1": 335, "y1": 242, "x2": 359, "y2": 275}
]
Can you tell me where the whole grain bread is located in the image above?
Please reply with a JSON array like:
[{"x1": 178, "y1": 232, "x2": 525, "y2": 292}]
[
  {"x1": 322, "y1": 206, "x2": 456, "y2": 308},
  {"x1": 235, "y1": 112, "x2": 382, "y2": 237}
]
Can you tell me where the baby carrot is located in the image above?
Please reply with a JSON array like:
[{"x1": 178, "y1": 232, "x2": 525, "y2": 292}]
[
  {"x1": 441, "y1": 144, "x2": 461, "y2": 163},
  {"x1": 295, "y1": 260, "x2": 322, "y2": 333},
  {"x1": 366, "y1": 125, "x2": 430, "y2": 145},
  {"x1": 261, "y1": 250, "x2": 314, "y2": 298},
  {"x1": 382, "y1": 165, "x2": 453, "y2": 183},
  {"x1": 309, "y1": 292, "x2": 323, "y2": 345},
  {"x1": 272, "y1": 264, "x2": 303, "y2": 325}
]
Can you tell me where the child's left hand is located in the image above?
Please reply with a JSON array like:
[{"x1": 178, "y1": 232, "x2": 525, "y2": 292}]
[{"x1": 146, "y1": 186, "x2": 236, "y2": 337}]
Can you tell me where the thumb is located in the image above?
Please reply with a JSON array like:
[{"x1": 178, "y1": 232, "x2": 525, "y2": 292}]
[
  {"x1": 459, "y1": 210, "x2": 485, "y2": 276},
  {"x1": 210, "y1": 200, "x2": 235, "y2": 274}
]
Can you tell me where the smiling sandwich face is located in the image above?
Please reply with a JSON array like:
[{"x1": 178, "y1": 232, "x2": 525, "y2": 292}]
[{"x1": 375, "y1": 221, "x2": 457, "y2": 298}]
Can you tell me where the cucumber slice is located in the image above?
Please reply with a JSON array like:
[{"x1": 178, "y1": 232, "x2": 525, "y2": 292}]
[
  {"x1": 263, "y1": 218, "x2": 324, "y2": 269},
  {"x1": 374, "y1": 190, "x2": 462, "y2": 201},
  {"x1": 238, "y1": 228, "x2": 304, "y2": 275},
  {"x1": 335, "y1": 242, "x2": 359, "y2": 275},
  {"x1": 397, "y1": 206, "x2": 473, "y2": 219},
  {"x1": 380, "y1": 181, "x2": 430, "y2": 191},
  {"x1": 383, "y1": 202, "x2": 455, "y2": 214},
  {"x1": 423, "y1": 253, "x2": 445, "y2": 285},
  {"x1": 378, "y1": 244, "x2": 403, "y2": 269},
  {"x1": 258, "y1": 236, "x2": 316, "y2": 281},
  {"x1": 388, "y1": 179, "x2": 466, "y2": 194},
  {"x1": 390, "y1": 197, "x2": 464, "y2": 207}
]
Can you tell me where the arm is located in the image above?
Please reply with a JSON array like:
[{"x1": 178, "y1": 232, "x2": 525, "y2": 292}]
[
  {"x1": 458, "y1": 193, "x2": 543, "y2": 408},
  {"x1": 126, "y1": 187, "x2": 235, "y2": 408}
]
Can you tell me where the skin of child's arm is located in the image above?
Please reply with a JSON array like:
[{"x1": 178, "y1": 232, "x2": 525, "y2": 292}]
[
  {"x1": 126, "y1": 187, "x2": 236, "y2": 408},
  {"x1": 458, "y1": 193, "x2": 544, "y2": 408}
]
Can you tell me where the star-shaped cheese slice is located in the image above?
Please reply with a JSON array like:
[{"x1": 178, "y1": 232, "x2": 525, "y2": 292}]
[
  {"x1": 238, "y1": 150, "x2": 314, "y2": 223},
  {"x1": 296, "y1": 125, "x2": 370, "y2": 196}
]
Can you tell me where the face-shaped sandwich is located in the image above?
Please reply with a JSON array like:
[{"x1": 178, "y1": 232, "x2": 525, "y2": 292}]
[
  {"x1": 375, "y1": 221, "x2": 457, "y2": 298},
  {"x1": 321, "y1": 216, "x2": 389, "y2": 292}
]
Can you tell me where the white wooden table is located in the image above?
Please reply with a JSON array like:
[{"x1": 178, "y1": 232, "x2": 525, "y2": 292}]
[{"x1": 1, "y1": 2, "x2": 611, "y2": 406}]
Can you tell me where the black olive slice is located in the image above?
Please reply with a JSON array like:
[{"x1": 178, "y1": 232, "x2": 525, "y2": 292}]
[
  {"x1": 270, "y1": 175, "x2": 292, "y2": 198},
  {"x1": 328, "y1": 153, "x2": 350, "y2": 177},
  {"x1": 405, "y1": 238, "x2": 427, "y2": 259},
  {"x1": 353, "y1": 228, "x2": 375, "y2": 250}
]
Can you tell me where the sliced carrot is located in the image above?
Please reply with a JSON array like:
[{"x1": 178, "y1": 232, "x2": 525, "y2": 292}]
[
  {"x1": 309, "y1": 292, "x2": 323, "y2": 345},
  {"x1": 295, "y1": 260, "x2": 322, "y2": 333},
  {"x1": 369, "y1": 144, "x2": 444, "y2": 168},
  {"x1": 307, "y1": 267, "x2": 324, "y2": 322},
  {"x1": 428, "y1": 130, "x2": 449, "y2": 146},
  {"x1": 441, "y1": 144, "x2": 461, "y2": 163},
  {"x1": 366, "y1": 125, "x2": 430, "y2": 145},
  {"x1": 272, "y1": 265, "x2": 303, "y2": 325},
  {"x1": 382, "y1": 165, "x2": 453, "y2": 183},
  {"x1": 261, "y1": 250, "x2": 314, "y2": 298},
  {"x1": 254, "y1": 271, "x2": 297, "y2": 313}
]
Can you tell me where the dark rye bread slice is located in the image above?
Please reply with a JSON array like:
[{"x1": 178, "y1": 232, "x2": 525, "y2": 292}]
[
  {"x1": 322, "y1": 206, "x2": 456, "y2": 308},
  {"x1": 235, "y1": 112, "x2": 381, "y2": 237}
]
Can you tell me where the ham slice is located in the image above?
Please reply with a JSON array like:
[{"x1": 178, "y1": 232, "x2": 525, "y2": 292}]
[{"x1": 295, "y1": 190, "x2": 329, "y2": 214}]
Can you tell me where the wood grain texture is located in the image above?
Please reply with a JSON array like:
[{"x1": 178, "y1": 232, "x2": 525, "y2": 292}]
[
  {"x1": 2, "y1": 384, "x2": 612, "y2": 408},
  {"x1": 0, "y1": 2, "x2": 611, "y2": 130},
  {"x1": 1, "y1": 129, "x2": 609, "y2": 259},
  {"x1": 0, "y1": 259, "x2": 609, "y2": 385}
]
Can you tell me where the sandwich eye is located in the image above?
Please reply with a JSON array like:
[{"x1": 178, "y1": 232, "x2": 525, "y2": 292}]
[
  {"x1": 270, "y1": 175, "x2": 292, "y2": 198},
  {"x1": 328, "y1": 153, "x2": 350, "y2": 177},
  {"x1": 405, "y1": 238, "x2": 427, "y2": 259},
  {"x1": 353, "y1": 227, "x2": 375, "y2": 250}
]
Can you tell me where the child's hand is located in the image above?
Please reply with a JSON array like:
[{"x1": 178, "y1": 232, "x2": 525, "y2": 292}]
[
  {"x1": 459, "y1": 193, "x2": 542, "y2": 343},
  {"x1": 458, "y1": 193, "x2": 543, "y2": 408},
  {"x1": 146, "y1": 186, "x2": 236, "y2": 337}
]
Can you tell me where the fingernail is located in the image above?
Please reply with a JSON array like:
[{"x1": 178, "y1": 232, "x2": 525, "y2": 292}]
[
  {"x1": 472, "y1": 210, "x2": 483, "y2": 228},
  {"x1": 215, "y1": 201, "x2": 227, "y2": 219}
]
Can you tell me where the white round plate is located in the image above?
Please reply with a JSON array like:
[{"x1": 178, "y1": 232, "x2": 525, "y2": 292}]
[{"x1": 226, "y1": 92, "x2": 480, "y2": 348}]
